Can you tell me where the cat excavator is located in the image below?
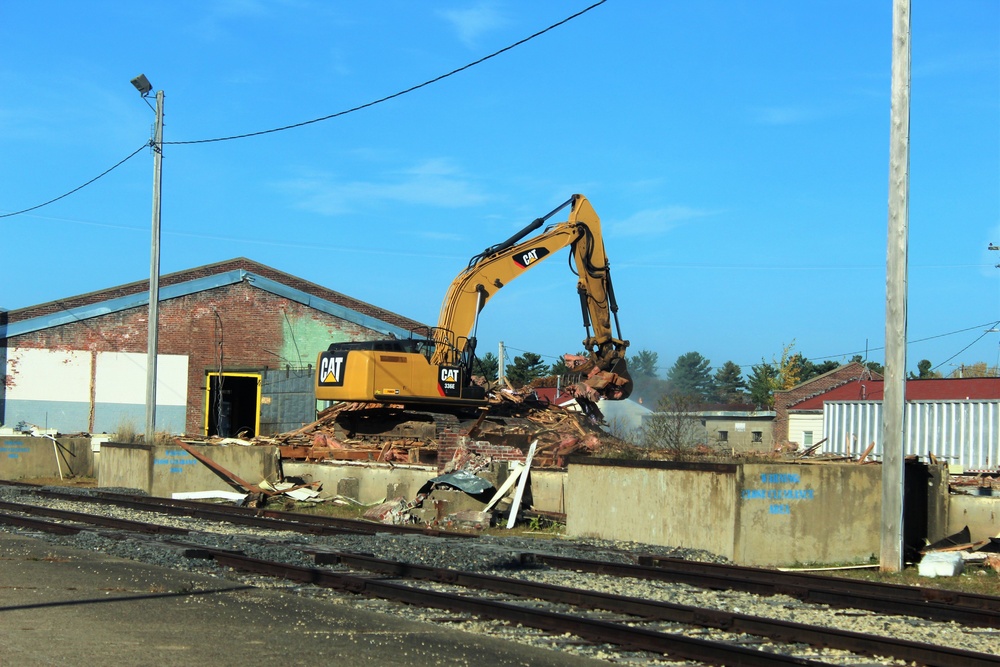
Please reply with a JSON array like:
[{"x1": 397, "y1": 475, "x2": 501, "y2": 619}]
[{"x1": 314, "y1": 194, "x2": 631, "y2": 419}]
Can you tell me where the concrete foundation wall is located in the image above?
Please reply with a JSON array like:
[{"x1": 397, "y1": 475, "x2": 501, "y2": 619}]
[
  {"x1": 99, "y1": 443, "x2": 280, "y2": 497},
  {"x1": 0, "y1": 436, "x2": 94, "y2": 479},
  {"x1": 734, "y1": 464, "x2": 881, "y2": 566},
  {"x1": 99, "y1": 443, "x2": 153, "y2": 493},
  {"x1": 947, "y1": 495, "x2": 1000, "y2": 542},
  {"x1": 566, "y1": 461, "x2": 739, "y2": 558},
  {"x1": 566, "y1": 460, "x2": 886, "y2": 566},
  {"x1": 531, "y1": 470, "x2": 568, "y2": 514}
]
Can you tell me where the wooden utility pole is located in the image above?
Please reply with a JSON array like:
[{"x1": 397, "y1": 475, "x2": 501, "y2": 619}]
[{"x1": 882, "y1": 0, "x2": 911, "y2": 572}]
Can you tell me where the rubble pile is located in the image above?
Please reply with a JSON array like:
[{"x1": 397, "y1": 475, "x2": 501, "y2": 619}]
[
  {"x1": 916, "y1": 525, "x2": 1000, "y2": 578},
  {"x1": 247, "y1": 389, "x2": 623, "y2": 469}
]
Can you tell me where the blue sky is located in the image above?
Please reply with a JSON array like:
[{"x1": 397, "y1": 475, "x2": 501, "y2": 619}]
[{"x1": 1, "y1": 1, "x2": 998, "y2": 378}]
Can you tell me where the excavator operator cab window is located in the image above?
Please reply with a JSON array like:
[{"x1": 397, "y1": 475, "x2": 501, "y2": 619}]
[{"x1": 415, "y1": 339, "x2": 435, "y2": 361}]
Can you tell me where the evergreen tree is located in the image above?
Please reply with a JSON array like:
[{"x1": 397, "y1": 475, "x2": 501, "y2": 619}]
[
  {"x1": 474, "y1": 352, "x2": 499, "y2": 382},
  {"x1": 798, "y1": 358, "x2": 840, "y2": 381},
  {"x1": 713, "y1": 361, "x2": 747, "y2": 403},
  {"x1": 505, "y1": 352, "x2": 549, "y2": 387},
  {"x1": 748, "y1": 361, "x2": 778, "y2": 409},
  {"x1": 908, "y1": 359, "x2": 942, "y2": 379},
  {"x1": 665, "y1": 351, "x2": 714, "y2": 401},
  {"x1": 628, "y1": 349, "x2": 660, "y2": 378}
]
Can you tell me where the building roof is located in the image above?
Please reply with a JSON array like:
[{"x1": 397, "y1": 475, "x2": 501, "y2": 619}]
[
  {"x1": 0, "y1": 257, "x2": 428, "y2": 340},
  {"x1": 790, "y1": 377, "x2": 1000, "y2": 411}
]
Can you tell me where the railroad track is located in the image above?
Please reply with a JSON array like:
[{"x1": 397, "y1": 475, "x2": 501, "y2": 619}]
[{"x1": 0, "y1": 481, "x2": 996, "y2": 666}]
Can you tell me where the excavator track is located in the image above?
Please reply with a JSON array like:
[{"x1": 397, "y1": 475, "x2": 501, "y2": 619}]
[{"x1": 331, "y1": 407, "x2": 461, "y2": 445}]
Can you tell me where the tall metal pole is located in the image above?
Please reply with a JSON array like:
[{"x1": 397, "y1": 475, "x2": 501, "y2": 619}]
[
  {"x1": 145, "y1": 89, "x2": 164, "y2": 446},
  {"x1": 498, "y1": 341, "x2": 506, "y2": 385},
  {"x1": 882, "y1": 0, "x2": 910, "y2": 572}
]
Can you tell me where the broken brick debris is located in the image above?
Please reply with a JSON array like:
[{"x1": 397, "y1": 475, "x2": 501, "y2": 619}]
[{"x1": 236, "y1": 388, "x2": 625, "y2": 470}]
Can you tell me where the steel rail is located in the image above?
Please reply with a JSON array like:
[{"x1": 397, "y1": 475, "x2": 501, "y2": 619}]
[
  {"x1": 308, "y1": 549, "x2": 995, "y2": 667},
  {"x1": 2, "y1": 505, "x2": 992, "y2": 667},
  {"x1": 0, "y1": 511, "x2": 82, "y2": 535},
  {"x1": 0, "y1": 500, "x2": 190, "y2": 535},
  {"x1": 17, "y1": 487, "x2": 377, "y2": 537},
  {"x1": 205, "y1": 548, "x2": 831, "y2": 667},
  {"x1": 10, "y1": 483, "x2": 474, "y2": 538},
  {"x1": 533, "y1": 554, "x2": 1000, "y2": 628},
  {"x1": 3, "y1": 481, "x2": 995, "y2": 633},
  {"x1": 637, "y1": 555, "x2": 1000, "y2": 612}
]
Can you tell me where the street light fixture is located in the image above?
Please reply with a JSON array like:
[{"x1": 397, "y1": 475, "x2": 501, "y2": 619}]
[
  {"x1": 130, "y1": 74, "x2": 152, "y2": 96},
  {"x1": 132, "y1": 73, "x2": 164, "y2": 445}
]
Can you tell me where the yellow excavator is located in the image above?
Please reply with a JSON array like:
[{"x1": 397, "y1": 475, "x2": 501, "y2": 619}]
[{"x1": 315, "y1": 194, "x2": 631, "y2": 411}]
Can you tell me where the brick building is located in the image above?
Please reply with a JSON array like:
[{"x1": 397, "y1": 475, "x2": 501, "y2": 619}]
[
  {"x1": 0, "y1": 258, "x2": 425, "y2": 437},
  {"x1": 772, "y1": 361, "x2": 882, "y2": 447}
]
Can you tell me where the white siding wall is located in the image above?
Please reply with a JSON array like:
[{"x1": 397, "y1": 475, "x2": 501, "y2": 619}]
[
  {"x1": 788, "y1": 413, "x2": 824, "y2": 448},
  {"x1": 6, "y1": 348, "x2": 91, "y2": 403},
  {"x1": 4, "y1": 348, "x2": 188, "y2": 434}
]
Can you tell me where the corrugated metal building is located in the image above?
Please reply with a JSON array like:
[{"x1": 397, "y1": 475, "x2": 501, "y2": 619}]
[{"x1": 789, "y1": 378, "x2": 1000, "y2": 470}]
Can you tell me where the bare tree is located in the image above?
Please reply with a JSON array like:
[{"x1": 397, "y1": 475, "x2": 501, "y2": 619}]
[{"x1": 639, "y1": 392, "x2": 703, "y2": 458}]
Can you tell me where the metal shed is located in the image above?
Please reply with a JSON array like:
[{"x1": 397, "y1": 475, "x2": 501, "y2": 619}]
[{"x1": 823, "y1": 399, "x2": 999, "y2": 470}]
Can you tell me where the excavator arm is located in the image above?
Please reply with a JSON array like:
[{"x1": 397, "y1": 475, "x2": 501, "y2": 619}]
[
  {"x1": 316, "y1": 194, "x2": 630, "y2": 407},
  {"x1": 431, "y1": 194, "x2": 631, "y2": 400}
]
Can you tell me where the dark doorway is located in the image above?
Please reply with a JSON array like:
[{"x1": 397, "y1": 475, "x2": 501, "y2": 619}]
[{"x1": 206, "y1": 373, "x2": 260, "y2": 438}]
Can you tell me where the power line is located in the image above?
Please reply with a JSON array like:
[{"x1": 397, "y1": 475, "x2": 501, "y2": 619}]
[
  {"x1": 930, "y1": 321, "x2": 1000, "y2": 372},
  {"x1": 0, "y1": 2, "x2": 608, "y2": 218},
  {"x1": 166, "y1": 1, "x2": 609, "y2": 146},
  {"x1": 785, "y1": 320, "x2": 1000, "y2": 366},
  {"x1": 0, "y1": 143, "x2": 149, "y2": 219}
]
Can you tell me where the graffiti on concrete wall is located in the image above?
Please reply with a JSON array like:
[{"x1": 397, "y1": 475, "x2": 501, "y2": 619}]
[
  {"x1": 154, "y1": 448, "x2": 198, "y2": 474},
  {"x1": 741, "y1": 472, "x2": 817, "y2": 515},
  {"x1": 0, "y1": 441, "x2": 29, "y2": 459}
]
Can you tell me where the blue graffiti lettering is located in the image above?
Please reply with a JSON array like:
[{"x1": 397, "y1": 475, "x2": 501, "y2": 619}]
[
  {"x1": 742, "y1": 488, "x2": 815, "y2": 501},
  {"x1": 760, "y1": 473, "x2": 800, "y2": 484}
]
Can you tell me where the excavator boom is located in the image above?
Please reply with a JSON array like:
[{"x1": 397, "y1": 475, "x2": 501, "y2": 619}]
[{"x1": 316, "y1": 195, "x2": 630, "y2": 407}]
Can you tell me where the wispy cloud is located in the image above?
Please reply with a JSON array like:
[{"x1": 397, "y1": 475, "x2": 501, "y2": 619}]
[
  {"x1": 188, "y1": 0, "x2": 282, "y2": 41},
  {"x1": 610, "y1": 206, "x2": 718, "y2": 237},
  {"x1": 748, "y1": 105, "x2": 815, "y2": 126},
  {"x1": 438, "y1": 2, "x2": 509, "y2": 48},
  {"x1": 277, "y1": 158, "x2": 489, "y2": 216}
]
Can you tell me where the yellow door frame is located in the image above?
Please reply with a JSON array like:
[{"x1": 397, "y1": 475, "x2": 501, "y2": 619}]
[{"x1": 203, "y1": 371, "x2": 262, "y2": 436}]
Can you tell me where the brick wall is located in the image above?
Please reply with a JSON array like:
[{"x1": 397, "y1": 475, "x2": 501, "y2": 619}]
[
  {"x1": 9, "y1": 282, "x2": 388, "y2": 435},
  {"x1": 772, "y1": 362, "x2": 882, "y2": 445},
  {"x1": 436, "y1": 431, "x2": 528, "y2": 471}
]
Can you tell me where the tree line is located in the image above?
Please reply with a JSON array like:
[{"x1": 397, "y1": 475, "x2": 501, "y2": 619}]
[{"x1": 475, "y1": 344, "x2": 995, "y2": 409}]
